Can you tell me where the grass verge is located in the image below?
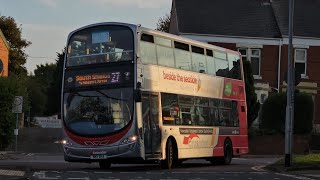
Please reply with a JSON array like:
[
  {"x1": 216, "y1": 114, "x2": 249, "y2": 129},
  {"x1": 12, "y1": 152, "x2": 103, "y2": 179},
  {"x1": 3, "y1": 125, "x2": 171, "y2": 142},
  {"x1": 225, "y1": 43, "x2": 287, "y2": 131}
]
[{"x1": 266, "y1": 153, "x2": 320, "y2": 172}]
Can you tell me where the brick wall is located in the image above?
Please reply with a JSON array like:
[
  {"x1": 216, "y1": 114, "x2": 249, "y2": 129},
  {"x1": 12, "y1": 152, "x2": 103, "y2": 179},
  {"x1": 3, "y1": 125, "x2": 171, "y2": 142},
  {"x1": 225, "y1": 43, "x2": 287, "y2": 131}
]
[
  {"x1": 260, "y1": 45, "x2": 279, "y2": 88},
  {"x1": 249, "y1": 135, "x2": 310, "y2": 155},
  {"x1": 0, "y1": 36, "x2": 9, "y2": 77}
]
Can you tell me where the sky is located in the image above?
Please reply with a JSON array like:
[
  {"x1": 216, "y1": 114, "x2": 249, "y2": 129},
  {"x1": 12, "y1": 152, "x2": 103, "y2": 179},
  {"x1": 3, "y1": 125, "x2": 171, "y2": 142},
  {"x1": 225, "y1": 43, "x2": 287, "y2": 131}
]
[{"x1": 0, "y1": 0, "x2": 171, "y2": 73}]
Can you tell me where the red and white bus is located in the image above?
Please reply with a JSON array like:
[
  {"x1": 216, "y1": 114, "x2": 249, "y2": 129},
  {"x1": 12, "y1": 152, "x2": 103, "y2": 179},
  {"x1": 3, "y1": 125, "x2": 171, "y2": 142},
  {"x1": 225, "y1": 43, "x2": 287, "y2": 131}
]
[{"x1": 61, "y1": 22, "x2": 248, "y2": 169}]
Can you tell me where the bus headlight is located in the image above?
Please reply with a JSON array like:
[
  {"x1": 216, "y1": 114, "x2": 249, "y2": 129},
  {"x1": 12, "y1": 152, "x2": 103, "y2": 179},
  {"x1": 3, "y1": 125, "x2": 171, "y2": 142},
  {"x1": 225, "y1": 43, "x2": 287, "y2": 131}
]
[
  {"x1": 61, "y1": 139, "x2": 72, "y2": 146},
  {"x1": 120, "y1": 135, "x2": 138, "y2": 145},
  {"x1": 129, "y1": 135, "x2": 138, "y2": 142}
]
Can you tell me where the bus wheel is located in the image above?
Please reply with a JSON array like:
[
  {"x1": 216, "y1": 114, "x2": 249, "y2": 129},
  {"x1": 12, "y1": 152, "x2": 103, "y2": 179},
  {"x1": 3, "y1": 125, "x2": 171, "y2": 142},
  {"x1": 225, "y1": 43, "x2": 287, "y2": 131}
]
[
  {"x1": 99, "y1": 160, "x2": 111, "y2": 169},
  {"x1": 161, "y1": 139, "x2": 174, "y2": 169},
  {"x1": 223, "y1": 140, "x2": 233, "y2": 165}
]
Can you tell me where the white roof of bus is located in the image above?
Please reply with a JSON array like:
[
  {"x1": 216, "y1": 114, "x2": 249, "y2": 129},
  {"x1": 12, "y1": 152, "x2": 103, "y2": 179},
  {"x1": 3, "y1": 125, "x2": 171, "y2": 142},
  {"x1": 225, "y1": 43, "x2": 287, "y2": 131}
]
[
  {"x1": 67, "y1": 22, "x2": 240, "y2": 56},
  {"x1": 138, "y1": 26, "x2": 240, "y2": 56}
]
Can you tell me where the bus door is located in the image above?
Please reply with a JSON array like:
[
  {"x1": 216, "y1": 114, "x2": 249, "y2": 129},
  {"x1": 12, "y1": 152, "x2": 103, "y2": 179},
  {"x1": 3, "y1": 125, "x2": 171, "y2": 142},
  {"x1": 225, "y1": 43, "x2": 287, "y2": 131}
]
[{"x1": 141, "y1": 93, "x2": 161, "y2": 158}]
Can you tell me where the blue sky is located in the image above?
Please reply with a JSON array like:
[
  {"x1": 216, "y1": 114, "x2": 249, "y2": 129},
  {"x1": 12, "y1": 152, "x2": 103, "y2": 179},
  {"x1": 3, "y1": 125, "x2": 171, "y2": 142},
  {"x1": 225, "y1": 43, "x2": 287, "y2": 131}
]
[{"x1": 0, "y1": 0, "x2": 171, "y2": 73}]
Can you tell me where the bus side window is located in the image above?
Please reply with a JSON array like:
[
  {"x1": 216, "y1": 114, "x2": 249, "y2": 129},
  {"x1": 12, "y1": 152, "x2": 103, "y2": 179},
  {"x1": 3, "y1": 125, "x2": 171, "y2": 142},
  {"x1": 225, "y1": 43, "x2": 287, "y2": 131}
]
[{"x1": 161, "y1": 93, "x2": 178, "y2": 125}]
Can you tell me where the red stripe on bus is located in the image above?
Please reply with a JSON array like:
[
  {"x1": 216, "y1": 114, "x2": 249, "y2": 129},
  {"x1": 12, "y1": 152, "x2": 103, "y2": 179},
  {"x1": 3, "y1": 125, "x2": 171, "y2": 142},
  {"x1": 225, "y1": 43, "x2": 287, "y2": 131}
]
[{"x1": 64, "y1": 122, "x2": 132, "y2": 146}]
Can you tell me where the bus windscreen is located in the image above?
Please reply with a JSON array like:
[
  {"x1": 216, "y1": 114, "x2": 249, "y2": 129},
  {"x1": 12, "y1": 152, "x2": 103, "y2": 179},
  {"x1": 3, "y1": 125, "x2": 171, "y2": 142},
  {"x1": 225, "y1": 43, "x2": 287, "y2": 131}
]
[{"x1": 67, "y1": 25, "x2": 134, "y2": 66}]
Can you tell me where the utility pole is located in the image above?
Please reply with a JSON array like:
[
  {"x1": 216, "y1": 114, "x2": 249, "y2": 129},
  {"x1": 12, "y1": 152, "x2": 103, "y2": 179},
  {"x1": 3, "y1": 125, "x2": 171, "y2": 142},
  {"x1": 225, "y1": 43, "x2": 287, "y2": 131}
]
[{"x1": 285, "y1": 0, "x2": 295, "y2": 167}]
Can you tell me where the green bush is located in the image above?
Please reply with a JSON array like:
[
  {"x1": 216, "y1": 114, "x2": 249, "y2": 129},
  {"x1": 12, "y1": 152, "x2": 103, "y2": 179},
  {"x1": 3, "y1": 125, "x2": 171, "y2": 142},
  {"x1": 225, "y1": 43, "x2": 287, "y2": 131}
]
[
  {"x1": 260, "y1": 92, "x2": 314, "y2": 134},
  {"x1": 0, "y1": 76, "x2": 29, "y2": 149}
]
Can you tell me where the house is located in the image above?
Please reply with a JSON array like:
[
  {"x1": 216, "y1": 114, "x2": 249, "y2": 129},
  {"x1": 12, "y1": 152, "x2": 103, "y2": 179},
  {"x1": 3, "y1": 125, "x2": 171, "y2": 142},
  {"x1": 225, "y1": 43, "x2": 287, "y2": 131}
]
[
  {"x1": 0, "y1": 28, "x2": 9, "y2": 77},
  {"x1": 169, "y1": 0, "x2": 320, "y2": 129}
]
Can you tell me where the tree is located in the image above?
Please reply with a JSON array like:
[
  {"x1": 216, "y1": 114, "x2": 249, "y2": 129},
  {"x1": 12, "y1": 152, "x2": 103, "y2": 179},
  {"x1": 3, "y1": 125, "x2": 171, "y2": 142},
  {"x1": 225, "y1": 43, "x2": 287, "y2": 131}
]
[
  {"x1": 34, "y1": 63, "x2": 57, "y2": 90},
  {"x1": 0, "y1": 16, "x2": 31, "y2": 76},
  {"x1": 0, "y1": 75, "x2": 29, "y2": 149},
  {"x1": 47, "y1": 50, "x2": 64, "y2": 116},
  {"x1": 27, "y1": 77, "x2": 47, "y2": 117},
  {"x1": 32, "y1": 63, "x2": 56, "y2": 115},
  {"x1": 156, "y1": 14, "x2": 170, "y2": 33},
  {"x1": 243, "y1": 59, "x2": 260, "y2": 128}
]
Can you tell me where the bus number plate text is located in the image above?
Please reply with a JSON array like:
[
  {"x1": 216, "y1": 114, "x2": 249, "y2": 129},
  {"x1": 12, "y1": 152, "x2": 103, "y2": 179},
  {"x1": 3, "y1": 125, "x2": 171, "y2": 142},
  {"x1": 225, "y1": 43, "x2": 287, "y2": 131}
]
[{"x1": 90, "y1": 155, "x2": 107, "y2": 159}]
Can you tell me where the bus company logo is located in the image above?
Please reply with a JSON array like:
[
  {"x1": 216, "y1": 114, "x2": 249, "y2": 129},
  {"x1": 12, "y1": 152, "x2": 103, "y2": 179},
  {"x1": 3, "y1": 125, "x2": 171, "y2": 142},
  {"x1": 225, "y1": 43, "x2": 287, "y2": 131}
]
[
  {"x1": 67, "y1": 77, "x2": 73, "y2": 83},
  {"x1": 183, "y1": 132, "x2": 200, "y2": 145},
  {"x1": 84, "y1": 140, "x2": 110, "y2": 146}
]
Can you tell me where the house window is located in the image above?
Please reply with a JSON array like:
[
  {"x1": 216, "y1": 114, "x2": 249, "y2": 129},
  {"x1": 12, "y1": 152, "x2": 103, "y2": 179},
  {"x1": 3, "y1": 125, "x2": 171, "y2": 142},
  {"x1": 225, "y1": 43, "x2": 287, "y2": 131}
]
[
  {"x1": 294, "y1": 49, "x2": 307, "y2": 77},
  {"x1": 238, "y1": 48, "x2": 261, "y2": 78}
]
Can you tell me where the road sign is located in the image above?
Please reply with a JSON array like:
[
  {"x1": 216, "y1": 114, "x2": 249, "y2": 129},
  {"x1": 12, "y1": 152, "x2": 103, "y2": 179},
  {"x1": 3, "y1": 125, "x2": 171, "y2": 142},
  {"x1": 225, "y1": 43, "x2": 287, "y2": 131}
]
[{"x1": 12, "y1": 96, "x2": 23, "y2": 113}]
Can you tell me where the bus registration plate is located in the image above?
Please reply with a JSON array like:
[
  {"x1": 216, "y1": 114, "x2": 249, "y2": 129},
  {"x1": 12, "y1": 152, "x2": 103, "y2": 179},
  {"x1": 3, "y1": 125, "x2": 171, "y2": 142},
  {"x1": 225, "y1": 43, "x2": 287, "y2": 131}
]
[{"x1": 90, "y1": 155, "x2": 107, "y2": 159}]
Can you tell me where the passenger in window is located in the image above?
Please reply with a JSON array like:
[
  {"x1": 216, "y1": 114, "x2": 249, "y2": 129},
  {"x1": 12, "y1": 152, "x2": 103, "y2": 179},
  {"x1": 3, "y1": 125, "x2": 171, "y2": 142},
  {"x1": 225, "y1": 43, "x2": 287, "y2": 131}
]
[{"x1": 121, "y1": 51, "x2": 132, "y2": 61}]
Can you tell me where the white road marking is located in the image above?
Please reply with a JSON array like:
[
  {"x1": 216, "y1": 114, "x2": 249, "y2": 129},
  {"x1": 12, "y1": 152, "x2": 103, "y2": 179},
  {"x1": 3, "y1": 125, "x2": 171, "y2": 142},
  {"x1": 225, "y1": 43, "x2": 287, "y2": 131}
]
[
  {"x1": 38, "y1": 178, "x2": 59, "y2": 180},
  {"x1": 67, "y1": 171, "x2": 88, "y2": 173},
  {"x1": 251, "y1": 165, "x2": 267, "y2": 172},
  {"x1": 275, "y1": 173, "x2": 315, "y2": 180},
  {"x1": 67, "y1": 178, "x2": 89, "y2": 180},
  {"x1": 94, "y1": 171, "x2": 112, "y2": 174},
  {"x1": 146, "y1": 172, "x2": 164, "y2": 174},
  {"x1": 0, "y1": 169, "x2": 25, "y2": 177}
]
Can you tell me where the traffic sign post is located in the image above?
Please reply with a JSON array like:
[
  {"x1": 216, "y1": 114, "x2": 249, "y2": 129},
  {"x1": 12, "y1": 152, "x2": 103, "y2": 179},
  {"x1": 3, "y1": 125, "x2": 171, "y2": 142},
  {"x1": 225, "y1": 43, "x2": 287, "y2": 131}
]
[{"x1": 12, "y1": 96, "x2": 23, "y2": 152}]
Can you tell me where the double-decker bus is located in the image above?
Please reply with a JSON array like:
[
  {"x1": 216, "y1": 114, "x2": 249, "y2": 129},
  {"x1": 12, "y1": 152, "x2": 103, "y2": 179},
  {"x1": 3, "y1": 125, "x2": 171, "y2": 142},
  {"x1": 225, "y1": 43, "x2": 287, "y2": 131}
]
[{"x1": 61, "y1": 22, "x2": 248, "y2": 169}]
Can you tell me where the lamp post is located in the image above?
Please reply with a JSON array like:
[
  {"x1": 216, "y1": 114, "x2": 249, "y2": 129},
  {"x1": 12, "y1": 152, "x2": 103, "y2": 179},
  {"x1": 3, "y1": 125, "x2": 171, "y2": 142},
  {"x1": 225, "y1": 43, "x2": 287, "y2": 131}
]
[{"x1": 285, "y1": 0, "x2": 295, "y2": 167}]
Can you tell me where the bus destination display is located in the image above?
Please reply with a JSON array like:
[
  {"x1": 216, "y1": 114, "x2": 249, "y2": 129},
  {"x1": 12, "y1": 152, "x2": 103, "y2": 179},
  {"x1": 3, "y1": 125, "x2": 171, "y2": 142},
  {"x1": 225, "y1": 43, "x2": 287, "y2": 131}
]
[
  {"x1": 75, "y1": 72, "x2": 120, "y2": 86},
  {"x1": 65, "y1": 70, "x2": 132, "y2": 88}
]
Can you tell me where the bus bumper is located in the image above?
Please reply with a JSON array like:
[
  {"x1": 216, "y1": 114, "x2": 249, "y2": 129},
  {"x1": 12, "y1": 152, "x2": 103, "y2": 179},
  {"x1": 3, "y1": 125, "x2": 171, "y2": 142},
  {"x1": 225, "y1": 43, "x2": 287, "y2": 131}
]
[{"x1": 63, "y1": 142, "x2": 141, "y2": 162}]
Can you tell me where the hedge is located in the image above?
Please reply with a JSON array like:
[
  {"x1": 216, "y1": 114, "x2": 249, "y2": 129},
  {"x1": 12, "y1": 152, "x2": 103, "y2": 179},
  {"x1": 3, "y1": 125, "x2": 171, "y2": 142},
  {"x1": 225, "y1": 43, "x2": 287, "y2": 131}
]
[
  {"x1": 260, "y1": 92, "x2": 314, "y2": 134},
  {"x1": 0, "y1": 76, "x2": 29, "y2": 149}
]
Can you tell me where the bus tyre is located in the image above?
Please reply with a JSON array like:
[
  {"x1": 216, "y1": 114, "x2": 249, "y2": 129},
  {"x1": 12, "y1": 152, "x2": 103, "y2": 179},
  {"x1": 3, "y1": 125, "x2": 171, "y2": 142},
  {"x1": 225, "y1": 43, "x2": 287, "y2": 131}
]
[
  {"x1": 161, "y1": 139, "x2": 174, "y2": 169},
  {"x1": 223, "y1": 140, "x2": 233, "y2": 165},
  {"x1": 99, "y1": 160, "x2": 111, "y2": 169}
]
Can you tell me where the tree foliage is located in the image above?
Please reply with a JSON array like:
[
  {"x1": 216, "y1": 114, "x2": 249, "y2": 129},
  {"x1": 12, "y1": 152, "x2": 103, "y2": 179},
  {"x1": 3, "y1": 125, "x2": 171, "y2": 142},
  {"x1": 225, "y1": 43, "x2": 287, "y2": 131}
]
[
  {"x1": 28, "y1": 50, "x2": 64, "y2": 116},
  {"x1": 0, "y1": 16, "x2": 31, "y2": 76},
  {"x1": 243, "y1": 59, "x2": 260, "y2": 128},
  {"x1": 0, "y1": 76, "x2": 29, "y2": 149},
  {"x1": 261, "y1": 92, "x2": 313, "y2": 134},
  {"x1": 47, "y1": 51, "x2": 64, "y2": 116},
  {"x1": 34, "y1": 63, "x2": 57, "y2": 90},
  {"x1": 156, "y1": 14, "x2": 170, "y2": 33},
  {"x1": 27, "y1": 77, "x2": 47, "y2": 116}
]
